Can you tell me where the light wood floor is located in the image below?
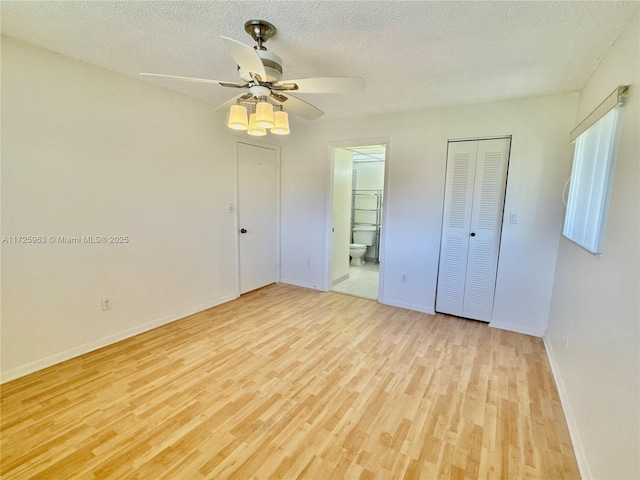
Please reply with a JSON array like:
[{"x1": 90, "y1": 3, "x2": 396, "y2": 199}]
[{"x1": 1, "y1": 284, "x2": 580, "y2": 479}]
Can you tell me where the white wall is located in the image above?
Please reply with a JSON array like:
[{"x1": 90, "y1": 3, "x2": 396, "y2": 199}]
[
  {"x1": 546, "y1": 16, "x2": 639, "y2": 480},
  {"x1": 1, "y1": 37, "x2": 240, "y2": 381},
  {"x1": 279, "y1": 93, "x2": 578, "y2": 333}
]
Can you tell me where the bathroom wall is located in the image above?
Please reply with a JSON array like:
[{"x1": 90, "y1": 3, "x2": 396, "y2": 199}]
[
  {"x1": 353, "y1": 161, "x2": 385, "y2": 190},
  {"x1": 352, "y1": 161, "x2": 385, "y2": 259}
]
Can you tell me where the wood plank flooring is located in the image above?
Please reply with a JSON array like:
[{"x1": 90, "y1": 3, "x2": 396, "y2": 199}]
[{"x1": 1, "y1": 284, "x2": 580, "y2": 479}]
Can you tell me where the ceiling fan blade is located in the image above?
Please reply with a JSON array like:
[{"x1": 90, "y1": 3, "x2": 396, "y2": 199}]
[
  {"x1": 213, "y1": 93, "x2": 253, "y2": 112},
  {"x1": 220, "y1": 36, "x2": 267, "y2": 82},
  {"x1": 277, "y1": 93, "x2": 324, "y2": 121},
  {"x1": 270, "y1": 91, "x2": 288, "y2": 103},
  {"x1": 273, "y1": 77, "x2": 365, "y2": 93},
  {"x1": 140, "y1": 73, "x2": 246, "y2": 88}
]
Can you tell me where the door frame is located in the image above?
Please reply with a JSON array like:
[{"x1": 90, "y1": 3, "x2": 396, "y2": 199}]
[
  {"x1": 324, "y1": 137, "x2": 391, "y2": 301},
  {"x1": 235, "y1": 139, "x2": 281, "y2": 297}
]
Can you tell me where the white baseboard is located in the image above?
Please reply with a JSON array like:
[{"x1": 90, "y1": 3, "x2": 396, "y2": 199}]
[
  {"x1": 332, "y1": 274, "x2": 349, "y2": 286},
  {"x1": 279, "y1": 278, "x2": 326, "y2": 291},
  {"x1": 381, "y1": 297, "x2": 435, "y2": 315},
  {"x1": 489, "y1": 321, "x2": 545, "y2": 337},
  {"x1": 1, "y1": 294, "x2": 237, "y2": 384},
  {"x1": 543, "y1": 336, "x2": 591, "y2": 479}
]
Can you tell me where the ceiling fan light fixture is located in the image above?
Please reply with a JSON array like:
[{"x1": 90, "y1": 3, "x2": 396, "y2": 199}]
[
  {"x1": 247, "y1": 113, "x2": 267, "y2": 136},
  {"x1": 141, "y1": 20, "x2": 365, "y2": 134},
  {"x1": 228, "y1": 104, "x2": 249, "y2": 130},
  {"x1": 271, "y1": 110, "x2": 290, "y2": 135},
  {"x1": 254, "y1": 101, "x2": 275, "y2": 128}
]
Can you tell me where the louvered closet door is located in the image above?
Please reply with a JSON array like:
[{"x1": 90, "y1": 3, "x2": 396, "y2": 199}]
[
  {"x1": 436, "y1": 141, "x2": 478, "y2": 317},
  {"x1": 436, "y1": 138, "x2": 510, "y2": 322}
]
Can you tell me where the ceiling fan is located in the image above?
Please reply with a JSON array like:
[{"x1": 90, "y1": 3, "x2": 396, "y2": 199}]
[{"x1": 141, "y1": 20, "x2": 365, "y2": 134}]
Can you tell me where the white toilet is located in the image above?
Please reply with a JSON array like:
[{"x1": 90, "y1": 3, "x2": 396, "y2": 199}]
[
  {"x1": 349, "y1": 244, "x2": 367, "y2": 266},
  {"x1": 349, "y1": 226, "x2": 377, "y2": 266}
]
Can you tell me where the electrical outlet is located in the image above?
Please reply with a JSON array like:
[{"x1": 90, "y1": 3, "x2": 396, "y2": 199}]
[
  {"x1": 307, "y1": 258, "x2": 311, "y2": 268},
  {"x1": 102, "y1": 298, "x2": 112, "y2": 311},
  {"x1": 401, "y1": 274, "x2": 407, "y2": 284},
  {"x1": 564, "y1": 333, "x2": 569, "y2": 349},
  {"x1": 510, "y1": 213, "x2": 518, "y2": 224}
]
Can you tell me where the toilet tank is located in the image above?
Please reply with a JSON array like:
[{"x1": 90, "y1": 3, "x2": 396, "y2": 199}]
[{"x1": 352, "y1": 226, "x2": 377, "y2": 246}]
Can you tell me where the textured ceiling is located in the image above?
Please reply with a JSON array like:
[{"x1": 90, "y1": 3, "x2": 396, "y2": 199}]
[{"x1": 1, "y1": 1, "x2": 638, "y2": 124}]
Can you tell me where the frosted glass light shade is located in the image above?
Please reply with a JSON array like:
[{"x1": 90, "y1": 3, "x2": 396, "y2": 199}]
[
  {"x1": 255, "y1": 101, "x2": 275, "y2": 128},
  {"x1": 271, "y1": 110, "x2": 290, "y2": 135},
  {"x1": 228, "y1": 104, "x2": 248, "y2": 130},
  {"x1": 247, "y1": 113, "x2": 267, "y2": 136}
]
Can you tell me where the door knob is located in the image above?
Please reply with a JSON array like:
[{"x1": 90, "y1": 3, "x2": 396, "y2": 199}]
[
  {"x1": 470, "y1": 232, "x2": 476, "y2": 237},
  {"x1": 240, "y1": 228, "x2": 247, "y2": 234}
]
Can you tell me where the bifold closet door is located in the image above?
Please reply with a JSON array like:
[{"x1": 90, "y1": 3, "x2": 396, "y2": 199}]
[{"x1": 436, "y1": 138, "x2": 510, "y2": 322}]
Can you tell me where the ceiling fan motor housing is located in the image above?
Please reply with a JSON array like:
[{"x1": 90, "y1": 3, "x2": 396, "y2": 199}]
[{"x1": 238, "y1": 49, "x2": 283, "y2": 84}]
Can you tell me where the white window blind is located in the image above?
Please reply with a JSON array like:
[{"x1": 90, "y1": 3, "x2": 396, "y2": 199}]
[{"x1": 563, "y1": 98, "x2": 625, "y2": 255}]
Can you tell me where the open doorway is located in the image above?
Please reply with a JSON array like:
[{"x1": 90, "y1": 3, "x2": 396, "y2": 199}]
[{"x1": 330, "y1": 144, "x2": 386, "y2": 300}]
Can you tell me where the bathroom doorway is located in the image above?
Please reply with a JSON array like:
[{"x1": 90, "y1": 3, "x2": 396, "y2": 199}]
[{"x1": 329, "y1": 143, "x2": 387, "y2": 301}]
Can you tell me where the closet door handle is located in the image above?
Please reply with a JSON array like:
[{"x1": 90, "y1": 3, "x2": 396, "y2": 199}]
[{"x1": 470, "y1": 232, "x2": 476, "y2": 237}]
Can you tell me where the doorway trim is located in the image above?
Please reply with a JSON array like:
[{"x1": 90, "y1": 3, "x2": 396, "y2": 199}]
[
  {"x1": 234, "y1": 138, "x2": 281, "y2": 298},
  {"x1": 325, "y1": 137, "x2": 391, "y2": 301}
]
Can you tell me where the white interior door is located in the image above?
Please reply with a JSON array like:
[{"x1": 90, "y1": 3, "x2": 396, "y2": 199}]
[
  {"x1": 331, "y1": 148, "x2": 354, "y2": 284},
  {"x1": 436, "y1": 138, "x2": 510, "y2": 321},
  {"x1": 238, "y1": 142, "x2": 278, "y2": 294}
]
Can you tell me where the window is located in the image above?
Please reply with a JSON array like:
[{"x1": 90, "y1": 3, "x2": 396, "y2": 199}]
[{"x1": 563, "y1": 87, "x2": 627, "y2": 255}]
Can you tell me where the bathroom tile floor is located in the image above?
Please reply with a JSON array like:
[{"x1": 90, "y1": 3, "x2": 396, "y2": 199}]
[{"x1": 332, "y1": 262, "x2": 379, "y2": 301}]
